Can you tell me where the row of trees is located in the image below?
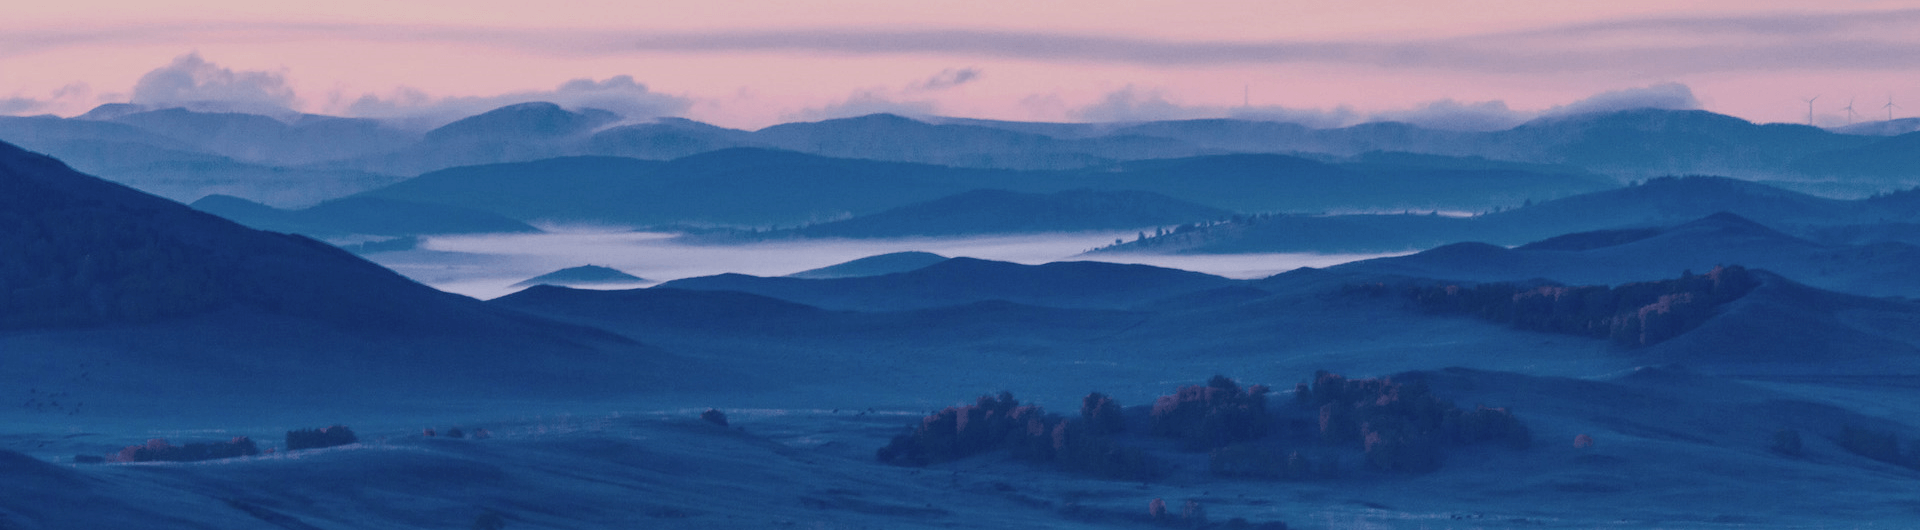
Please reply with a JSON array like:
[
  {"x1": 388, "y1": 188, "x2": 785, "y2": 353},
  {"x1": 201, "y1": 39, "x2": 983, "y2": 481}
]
[
  {"x1": 1298, "y1": 371, "x2": 1530, "y2": 473},
  {"x1": 875, "y1": 391, "x2": 1159, "y2": 480},
  {"x1": 110, "y1": 437, "x2": 259, "y2": 463},
  {"x1": 96, "y1": 425, "x2": 360, "y2": 463},
  {"x1": 879, "y1": 373, "x2": 1529, "y2": 479},
  {"x1": 1403, "y1": 265, "x2": 1760, "y2": 346}
]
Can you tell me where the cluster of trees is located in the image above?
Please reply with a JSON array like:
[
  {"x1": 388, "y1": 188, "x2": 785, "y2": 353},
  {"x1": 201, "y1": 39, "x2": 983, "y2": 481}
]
[
  {"x1": 109, "y1": 437, "x2": 259, "y2": 463},
  {"x1": 876, "y1": 391, "x2": 1159, "y2": 480},
  {"x1": 878, "y1": 372, "x2": 1527, "y2": 480},
  {"x1": 1150, "y1": 376, "x2": 1271, "y2": 451},
  {"x1": 286, "y1": 425, "x2": 358, "y2": 450},
  {"x1": 1405, "y1": 265, "x2": 1760, "y2": 346},
  {"x1": 1296, "y1": 371, "x2": 1529, "y2": 473}
]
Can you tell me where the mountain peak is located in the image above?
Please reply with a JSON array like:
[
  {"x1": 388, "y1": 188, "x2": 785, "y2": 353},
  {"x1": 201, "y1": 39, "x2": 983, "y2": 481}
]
[{"x1": 425, "y1": 101, "x2": 618, "y2": 143}]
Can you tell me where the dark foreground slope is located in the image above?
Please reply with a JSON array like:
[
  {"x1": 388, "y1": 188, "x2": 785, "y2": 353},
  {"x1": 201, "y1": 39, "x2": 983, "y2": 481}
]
[{"x1": 0, "y1": 141, "x2": 695, "y2": 418}]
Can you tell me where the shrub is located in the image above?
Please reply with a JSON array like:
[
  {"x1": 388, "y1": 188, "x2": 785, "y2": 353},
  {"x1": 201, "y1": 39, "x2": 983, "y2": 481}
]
[
  {"x1": 701, "y1": 409, "x2": 729, "y2": 427},
  {"x1": 877, "y1": 392, "x2": 1159, "y2": 479},
  {"x1": 286, "y1": 425, "x2": 358, "y2": 451},
  {"x1": 1403, "y1": 265, "x2": 1759, "y2": 347},
  {"x1": 878, "y1": 392, "x2": 1049, "y2": 466},
  {"x1": 1297, "y1": 371, "x2": 1528, "y2": 473},
  {"x1": 1573, "y1": 434, "x2": 1595, "y2": 449},
  {"x1": 1082, "y1": 392, "x2": 1126, "y2": 435},
  {"x1": 110, "y1": 437, "x2": 259, "y2": 463},
  {"x1": 1150, "y1": 375, "x2": 1270, "y2": 451}
]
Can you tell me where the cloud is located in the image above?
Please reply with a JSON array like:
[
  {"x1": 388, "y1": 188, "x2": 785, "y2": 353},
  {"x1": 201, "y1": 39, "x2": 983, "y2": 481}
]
[
  {"x1": 339, "y1": 75, "x2": 692, "y2": 129},
  {"x1": 909, "y1": 67, "x2": 981, "y2": 92},
  {"x1": 1367, "y1": 99, "x2": 1527, "y2": 131},
  {"x1": 781, "y1": 90, "x2": 937, "y2": 122},
  {"x1": 11, "y1": 10, "x2": 1920, "y2": 76},
  {"x1": 1070, "y1": 85, "x2": 1219, "y2": 122},
  {"x1": 0, "y1": 97, "x2": 40, "y2": 115},
  {"x1": 1069, "y1": 85, "x2": 1355, "y2": 127},
  {"x1": 1229, "y1": 106, "x2": 1358, "y2": 129},
  {"x1": 1068, "y1": 83, "x2": 1704, "y2": 130},
  {"x1": 129, "y1": 53, "x2": 298, "y2": 115},
  {"x1": 1539, "y1": 83, "x2": 1701, "y2": 117},
  {"x1": 0, "y1": 83, "x2": 94, "y2": 117}
]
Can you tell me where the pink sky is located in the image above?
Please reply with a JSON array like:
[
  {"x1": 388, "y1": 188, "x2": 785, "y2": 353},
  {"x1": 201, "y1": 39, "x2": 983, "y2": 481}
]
[{"x1": 4, "y1": 1, "x2": 1919, "y2": 129}]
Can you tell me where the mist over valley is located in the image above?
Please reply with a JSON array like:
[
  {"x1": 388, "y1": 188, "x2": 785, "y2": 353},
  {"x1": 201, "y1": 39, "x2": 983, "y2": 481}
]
[{"x1": 9, "y1": 8, "x2": 1920, "y2": 527}]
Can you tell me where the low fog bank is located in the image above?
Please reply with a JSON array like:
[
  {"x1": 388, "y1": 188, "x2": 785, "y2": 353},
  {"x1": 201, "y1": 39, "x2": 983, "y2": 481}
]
[{"x1": 365, "y1": 230, "x2": 1401, "y2": 299}]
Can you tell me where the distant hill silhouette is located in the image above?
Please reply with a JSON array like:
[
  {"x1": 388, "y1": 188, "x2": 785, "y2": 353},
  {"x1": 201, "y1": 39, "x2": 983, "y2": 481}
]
[
  {"x1": 360, "y1": 148, "x2": 1612, "y2": 229},
  {"x1": 1829, "y1": 118, "x2": 1920, "y2": 136},
  {"x1": 424, "y1": 102, "x2": 619, "y2": 144},
  {"x1": 786, "y1": 252, "x2": 949, "y2": 279},
  {"x1": 1790, "y1": 132, "x2": 1920, "y2": 181},
  {"x1": 732, "y1": 189, "x2": 1232, "y2": 239},
  {"x1": 357, "y1": 149, "x2": 980, "y2": 226},
  {"x1": 587, "y1": 117, "x2": 760, "y2": 160},
  {"x1": 512, "y1": 265, "x2": 650, "y2": 288},
  {"x1": 107, "y1": 107, "x2": 413, "y2": 165},
  {"x1": 751, "y1": 113, "x2": 1194, "y2": 170},
  {"x1": 1097, "y1": 176, "x2": 1876, "y2": 254},
  {"x1": 1324, "y1": 212, "x2": 1920, "y2": 299},
  {"x1": 657, "y1": 257, "x2": 1239, "y2": 311},
  {"x1": 191, "y1": 194, "x2": 540, "y2": 237}
]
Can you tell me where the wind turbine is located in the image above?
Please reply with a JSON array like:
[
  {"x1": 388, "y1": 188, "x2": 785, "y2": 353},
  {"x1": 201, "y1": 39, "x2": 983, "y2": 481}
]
[
  {"x1": 1842, "y1": 97, "x2": 1858, "y2": 125},
  {"x1": 1886, "y1": 95, "x2": 1901, "y2": 121},
  {"x1": 1802, "y1": 96, "x2": 1820, "y2": 126}
]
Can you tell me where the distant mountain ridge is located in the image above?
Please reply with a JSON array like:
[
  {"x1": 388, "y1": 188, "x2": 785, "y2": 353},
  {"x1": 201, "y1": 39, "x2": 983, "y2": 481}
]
[
  {"x1": 355, "y1": 148, "x2": 1614, "y2": 228},
  {"x1": 715, "y1": 189, "x2": 1234, "y2": 240},
  {"x1": 656, "y1": 257, "x2": 1240, "y2": 311},
  {"x1": 786, "y1": 252, "x2": 950, "y2": 279},
  {"x1": 513, "y1": 265, "x2": 650, "y2": 288},
  {"x1": 190, "y1": 194, "x2": 540, "y2": 238},
  {"x1": 1323, "y1": 211, "x2": 1920, "y2": 299},
  {"x1": 5, "y1": 104, "x2": 1915, "y2": 214},
  {"x1": 1095, "y1": 176, "x2": 1909, "y2": 255}
]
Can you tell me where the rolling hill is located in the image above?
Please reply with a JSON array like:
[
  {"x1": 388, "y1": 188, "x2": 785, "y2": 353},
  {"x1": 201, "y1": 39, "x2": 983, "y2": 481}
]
[
  {"x1": 0, "y1": 139, "x2": 693, "y2": 416},
  {"x1": 786, "y1": 251, "x2": 950, "y2": 279},
  {"x1": 1095, "y1": 176, "x2": 1880, "y2": 255},
  {"x1": 191, "y1": 194, "x2": 540, "y2": 238},
  {"x1": 654, "y1": 257, "x2": 1240, "y2": 311},
  {"x1": 732, "y1": 189, "x2": 1233, "y2": 239}
]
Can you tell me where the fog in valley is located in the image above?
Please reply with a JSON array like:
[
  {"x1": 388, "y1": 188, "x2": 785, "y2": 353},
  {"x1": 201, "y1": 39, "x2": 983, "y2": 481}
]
[
  {"x1": 378, "y1": 228, "x2": 1405, "y2": 299},
  {"x1": 12, "y1": 4, "x2": 1920, "y2": 528}
]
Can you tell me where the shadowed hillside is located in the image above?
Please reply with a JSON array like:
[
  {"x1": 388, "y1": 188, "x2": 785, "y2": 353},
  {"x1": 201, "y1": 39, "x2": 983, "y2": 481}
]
[
  {"x1": 0, "y1": 140, "x2": 697, "y2": 414},
  {"x1": 1096, "y1": 176, "x2": 1882, "y2": 255},
  {"x1": 191, "y1": 194, "x2": 540, "y2": 238},
  {"x1": 786, "y1": 252, "x2": 950, "y2": 279},
  {"x1": 655, "y1": 257, "x2": 1239, "y2": 311},
  {"x1": 721, "y1": 189, "x2": 1233, "y2": 240}
]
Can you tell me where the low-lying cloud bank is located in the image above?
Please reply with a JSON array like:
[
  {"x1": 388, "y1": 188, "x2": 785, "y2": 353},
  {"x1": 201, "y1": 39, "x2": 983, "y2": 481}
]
[
  {"x1": 1071, "y1": 82, "x2": 1702, "y2": 131},
  {"x1": 9, "y1": 52, "x2": 1703, "y2": 132},
  {"x1": 339, "y1": 75, "x2": 692, "y2": 130}
]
